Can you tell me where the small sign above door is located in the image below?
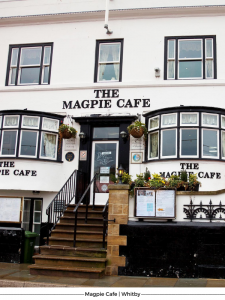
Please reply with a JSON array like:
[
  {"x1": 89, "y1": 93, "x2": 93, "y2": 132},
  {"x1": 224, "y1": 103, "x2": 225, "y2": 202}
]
[{"x1": 80, "y1": 150, "x2": 87, "y2": 161}]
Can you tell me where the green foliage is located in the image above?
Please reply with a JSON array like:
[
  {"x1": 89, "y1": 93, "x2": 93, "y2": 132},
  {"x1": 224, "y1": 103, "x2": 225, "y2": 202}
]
[
  {"x1": 127, "y1": 120, "x2": 148, "y2": 139},
  {"x1": 180, "y1": 170, "x2": 188, "y2": 182},
  {"x1": 58, "y1": 124, "x2": 77, "y2": 138},
  {"x1": 144, "y1": 168, "x2": 151, "y2": 181},
  {"x1": 167, "y1": 174, "x2": 181, "y2": 188},
  {"x1": 188, "y1": 173, "x2": 201, "y2": 190},
  {"x1": 149, "y1": 173, "x2": 166, "y2": 189},
  {"x1": 122, "y1": 172, "x2": 132, "y2": 184}
]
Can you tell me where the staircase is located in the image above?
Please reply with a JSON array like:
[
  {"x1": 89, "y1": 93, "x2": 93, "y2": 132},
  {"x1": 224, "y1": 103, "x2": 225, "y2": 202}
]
[{"x1": 29, "y1": 204, "x2": 108, "y2": 279}]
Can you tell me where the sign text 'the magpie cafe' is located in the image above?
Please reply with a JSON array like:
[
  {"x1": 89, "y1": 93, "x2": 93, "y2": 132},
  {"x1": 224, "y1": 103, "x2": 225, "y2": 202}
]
[{"x1": 0, "y1": 161, "x2": 37, "y2": 176}]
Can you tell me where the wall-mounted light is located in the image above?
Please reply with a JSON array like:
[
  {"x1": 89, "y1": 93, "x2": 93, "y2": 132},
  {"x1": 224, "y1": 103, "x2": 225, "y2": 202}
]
[
  {"x1": 33, "y1": 191, "x2": 40, "y2": 194},
  {"x1": 118, "y1": 164, "x2": 124, "y2": 184},
  {"x1": 79, "y1": 131, "x2": 87, "y2": 144},
  {"x1": 120, "y1": 131, "x2": 128, "y2": 143},
  {"x1": 155, "y1": 68, "x2": 160, "y2": 77}
]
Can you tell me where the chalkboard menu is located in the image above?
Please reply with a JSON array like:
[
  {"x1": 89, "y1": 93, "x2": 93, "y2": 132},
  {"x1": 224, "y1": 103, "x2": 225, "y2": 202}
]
[
  {"x1": 135, "y1": 188, "x2": 176, "y2": 219},
  {"x1": 0, "y1": 197, "x2": 22, "y2": 223}
]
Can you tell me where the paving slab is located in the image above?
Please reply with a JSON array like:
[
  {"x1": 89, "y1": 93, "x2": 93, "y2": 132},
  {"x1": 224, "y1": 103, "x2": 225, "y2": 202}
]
[
  {"x1": 175, "y1": 278, "x2": 207, "y2": 287},
  {"x1": 111, "y1": 277, "x2": 148, "y2": 287},
  {"x1": 57, "y1": 277, "x2": 89, "y2": 286},
  {"x1": 3, "y1": 270, "x2": 38, "y2": 281},
  {"x1": 206, "y1": 279, "x2": 225, "y2": 287},
  {"x1": 144, "y1": 277, "x2": 178, "y2": 287},
  {"x1": 81, "y1": 276, "x2": 122, "y2": 287}
]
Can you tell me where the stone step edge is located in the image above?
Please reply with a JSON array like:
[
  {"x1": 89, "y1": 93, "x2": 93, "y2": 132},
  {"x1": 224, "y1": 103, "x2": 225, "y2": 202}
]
[
  {"x1": 46, "y1": 237, "x2": 107, "y2": 242},
  {"x1": 40, "y1": 245, "x2": 107, "y2": 252},
  {"x1": 29, "y1": 265, "x2": 105, "y2": 273},
  {"x1": 52, "y1": 230, "x2": 103, "y2": 234},
  {"x1": 33, "y1": 254, "x2": 107, "y2": 262}
]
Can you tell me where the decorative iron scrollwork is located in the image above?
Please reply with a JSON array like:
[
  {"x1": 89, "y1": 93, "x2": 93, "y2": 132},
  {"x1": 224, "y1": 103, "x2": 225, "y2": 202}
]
[{"x1": 184, "y1": 199, "x2": 225, "y2": 222}]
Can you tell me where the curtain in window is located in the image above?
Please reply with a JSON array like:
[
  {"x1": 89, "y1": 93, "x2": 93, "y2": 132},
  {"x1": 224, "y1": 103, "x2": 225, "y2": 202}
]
[
  {"x1": 42, "y1": 118, "x2": 58, "y2": 131},
  {"x1": 162, "y1": 114, "x2": 176, "y2": 126},
  {"x1": 150, "y1": 117, "x2": 159, "y2": 129},
  {"x1": 42, "y1": 133, "x2": 56, "y2": 158},
  {"x1": 99, "y1": 44, "x2": 120, "y2": 81},
  {"x1": 182, "y1": 114, "x2": 197, "y2": 124},
  {"x1": 4, "y1": 116, "x2": 19, "y2": 127},
  {"x1": 203, "y1": 114, "x2": 217, "y2": 126},
  {"x1": 150, "y1": 132, "x2": 158, "y2": 158},
  {"x1": 23, "y1": 117, "x2": 39, "y2": 127},
  {"x1": 222, "y1": 132, "x2": 225, "y2": 158}
]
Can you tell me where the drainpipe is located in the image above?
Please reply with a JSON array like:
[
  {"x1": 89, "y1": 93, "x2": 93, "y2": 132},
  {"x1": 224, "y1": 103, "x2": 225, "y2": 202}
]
[{"x1": 104, "y1": 0, "x2": 113, "y2": 34}]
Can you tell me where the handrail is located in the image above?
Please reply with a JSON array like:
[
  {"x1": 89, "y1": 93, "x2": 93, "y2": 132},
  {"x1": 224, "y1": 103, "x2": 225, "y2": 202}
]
[
  {"x1": 73, "y1": 172, "x2": 99, "y2": 247},
  {"x1": 46, "y1": 169, "x2": 85, "y2": 245},
  {"x1": 102, "y1": 199, "x2": 109, "y2": 248}
]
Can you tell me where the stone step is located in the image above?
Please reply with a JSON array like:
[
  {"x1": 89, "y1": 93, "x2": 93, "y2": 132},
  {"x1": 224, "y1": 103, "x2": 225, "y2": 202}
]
[
  {"x1": 55, "y1": 223, "x2": 104, "y2": 232},
  {"x1": 64, "y1": 210, "x2": 103, "y2": 218},
  {"x1": 39, "y1": 245, "x2": 107, "y2": 258},
  {"x1": 51, "y1": 230, "x2": 104, "y2": 239},
  {"x1": 47, "y1": 237, "x2": 107, "y2": 248},
  {"x1": 34, "y1": 254, "x2": 107, "y2": 268},
  {"x1": 29, "y1": 264, "x2": 105, "y2": 279},
  {"x1": 59, "y1": 216, "x2": 104, "y2": 224},
  {"x1": 67, "y1": 205, "x2": 105, "y2": 212}
]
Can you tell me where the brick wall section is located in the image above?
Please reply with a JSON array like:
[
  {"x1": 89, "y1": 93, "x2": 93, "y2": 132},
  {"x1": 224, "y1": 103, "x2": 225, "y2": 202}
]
[{"x1": 105, "y1": 184, "x2": 129, "y2": 276}]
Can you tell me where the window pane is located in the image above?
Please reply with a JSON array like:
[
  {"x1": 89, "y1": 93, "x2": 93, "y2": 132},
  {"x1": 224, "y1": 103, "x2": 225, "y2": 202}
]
[
  {"x1": 206, "y1": 39, "x2": 213, "y2": 58},
  {"x1": 93, "y1": 127, "x2": 119, "y2": 139},
  {"x1": 168, "y1": 40, "x2": 175, "y2": 59},
  {"x1": 10, "y1": 68, "x2": 17, "y2": 85},
  {"x1": 20, "y1": 131, "x2": 37, "y2": 156},
  {"x1": 20, "y1": 67, "x2": 40, "y2": 84},
  {"x1": 206, "y1": 60, "x2": 213, "y2": 78},
  {"x1": 43, "y1": 66, "x2": 49, "y2": 83},
  {"x1": 203, "y1": 130, "x2": 218, "y2": 157},
  {"x1": 34, "y1": 200, "x2": 42, "y2": 212},
  {"x1": 34, "y1": 212, "x2": 41, "y2": 223},
  {"x1": 2, "y1": 131, "x2": 17, "y2": 155},
  {"x1": 11, "y1": 48, "x2": 19, "y2": 66},
  {"x1": 179, "y1": 61, "x2": 202, "y2": 78},
  {"x1": 41, "y1": 133, "x2": 57, "y2": 159},
  {"x1": 149, "y1": 132, "x2": 158, "y2": 158},
  {"x1": 4, "y1": 116, "x2": 19, "y2": 127},
  {"x1": 99, "y1": 44, "x2": 120, "y2": 62},
  {"x1": 98, "y1": 63, "x2": 119, "y2": 81},
  {"x1": 0, "y1": 117, "x2": 2, "y2": 128},
  {"x1": 23, "y1": 116, "x2": 39, "y2": 128},
  {"x1": 222, "y1": 131, "x2": 225, "y2": 158},
  {"x1": 20, "y1": 47, "x2": 41, "y2": 65},
  {"x1": 202, "y1": 114, "x2": 218, "y2": 126},
  {"x1": 162, "y1": 130, "x2": 176, "y2": 157},
  {"x1": 44, "y1": 46, "x2": 51, "y2": 64},
  {"x1": 168, "y1": 61, "x2": 175, "y2": 79},
  {"x1": 222, "y1": 116, "x2": 225, "y2": 128},
  {"x1": 179, "y1": 40, "x2": 202, "y2": 59},
  {"x1": 42, "y1": 118, "x2": 58, "y2": 131},
  {"x1": 181, "y1": 113, "x2": 198, "y2": 125},
  {"x1": 181, "y1": 129, "x2": 197, "y2": 156},
  {"x1": 162, "y1": 114, "x2": 176, "y2": 126},
  {"x1": 149, "y1": 117, "x2": 159, "y2": 129}
]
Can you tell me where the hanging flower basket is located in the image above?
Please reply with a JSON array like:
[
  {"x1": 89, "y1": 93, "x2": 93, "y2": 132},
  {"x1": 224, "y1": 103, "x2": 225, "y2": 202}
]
[
  {"x1": 60, "y1": 129, "x2": 73, "y2": 139},
  {"x1": 58, "y1": 124, "x2": 77, "y2": 152},
  {"x1": 129, "y1": 127, "x2": 144, "y2": 138},
  {"x1": 127, "y1": 121, "x2": 147, "y2": 140}
]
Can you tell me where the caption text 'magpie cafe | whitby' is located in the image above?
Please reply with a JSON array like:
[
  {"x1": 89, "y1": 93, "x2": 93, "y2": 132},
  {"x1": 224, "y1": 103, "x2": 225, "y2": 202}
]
[
  {"x1": 63, "y1": 89, "x2": 150, "y2": 109},
  {"x1": 0, "y1": 161, "x2": 37, "y2": 176}
]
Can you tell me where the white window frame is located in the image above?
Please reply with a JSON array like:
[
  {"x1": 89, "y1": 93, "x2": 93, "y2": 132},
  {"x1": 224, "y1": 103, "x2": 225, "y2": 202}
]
[
  {"x1": 19, "y1": 130, "x2": 39, "y2": 158},
  {"x1": 39, "y1": 131, "x2": 58, "y2": 160},
  {"x1": 180, "y1": 112, "x2": 199, "y2": 126},
  {"x1": 0, "y1": 130, "x2": 18, "y2": 157},
  {"x1": 221, "y1": 115, "x2": 225, "y2": 129},
  {"x1": 161, "y1": 129, "x2": 177, "y2": 159},
  {"x1": 178, "y1": 39, "x2": 203, "y2": 80},
  {"x1": 3, "y1": 115, "x2": 20, "y2": 128},
  {"x1": 180, "y1": 128, "x2": 199, "y2": 158},
  {"x1": 167, "y1": 39, "x2": 175, "y2": 80},
  {"x1": 202, "y1": 113, "x2": 218, "y2": 128},
  {"x1": 22, "y1": 116, "x2": 40, "y2": 129},
  {"x1": 42, "y1": 118, "x2": 59, "y2": 132},
  {"x1": 148, "y1": 116, "x2": 159, "y2": 131},
  {"x1": 41, "y1": 46, "x2": 52, "y2": 84},
  {"x1": 0, "y1": 116, "x2": 2, "y2": 129},
  {"x1": 202, "y1": 129, "x2": 219, "y2": 159},
  {"x1": 97, "y1": 42, "x2": 121, "y2": 83},
  {"x1": 148, "y1": 131, "x2": 159, "y2": 160},
  {"x1": 161, "y1": 113, "x2": 177, "y2": 128},
  {"x1": 221, "y1": 130, "x2": 225, "y2": 160}
]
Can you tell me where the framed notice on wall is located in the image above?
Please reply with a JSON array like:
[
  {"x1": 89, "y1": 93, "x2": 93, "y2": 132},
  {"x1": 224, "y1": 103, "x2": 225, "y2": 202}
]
[
  {"x1": 135, "y1": 188, "x2": 176, "y2": 219},
  {"x1": 0, "y1": 197, "x2": 22, "y2": 223}
]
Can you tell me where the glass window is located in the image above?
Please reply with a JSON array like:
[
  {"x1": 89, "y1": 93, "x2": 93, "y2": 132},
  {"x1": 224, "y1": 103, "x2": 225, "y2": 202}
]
[
  {"x1": 161, "y1": 113, "x2": 177, "y2": 127},
  {"x1": 202, "y1": 129, "x2": 218, "y2": 158},
  {"x1": 149, "y1": 116, "x2": 159, "y2": 130},
  {"x1": 221, "y1": 131, "x2": 225, "y2": 159},
  {"x1": 180, "y1": 113, "x2": 198, "y2": 125},
  {"x1": 1, "y1": 131, "x2": 17, "y2": 156},
  {"x1": 4, "y1": 115, "x2": 19, "y2": 128},
  {"x1": 93, "y1": 127, "x2": 119, "y2": 139},
  {"x1": 42, "y1": 118, "x2": 59, "y2": 132},
  {"x1": 7, "y1": 43, "x2": 53, "y2": 86},
  {"x1": 40, "y1": 132, "x2": 57, "y2": 159},
  {"x1": 148, "y1": 131, "x2": 158, "y2": 159},
  {"x1": 202, "y1": 113, "x2": 218, "y2": 127},
  {"x1": 19, "y1": 131, "x2": 38, "y2": 157},
  {"x1": 222, "y1": 116, "x2": 225, "y2": 129},
  {"x1": 180, "y1": 129, "x2": 198, "y2": 157},
  {"x1": 22, "y1": 116, "x2": 39, "y2": 128},
  {"x1": 95, "y1": 40, "x2": 123, "y2": 82},
  {"x1": 161, "y1": 129, "x2": 177, "y2": 158},
  {"x1": 165, "y1": 36, "x2": 216, "y2": 80}
]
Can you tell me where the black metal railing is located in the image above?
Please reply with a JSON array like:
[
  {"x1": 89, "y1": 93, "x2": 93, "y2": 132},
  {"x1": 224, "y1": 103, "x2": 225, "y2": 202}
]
[
  {"x1": 102, "y1": 199, "x2": 115, "y2": 249},
  {"x1": 73, "y1": 172, "x2": 98, "y2": 247},
  {"x1": 46, "y1": 170, "x2": 85, "y2": 244}
]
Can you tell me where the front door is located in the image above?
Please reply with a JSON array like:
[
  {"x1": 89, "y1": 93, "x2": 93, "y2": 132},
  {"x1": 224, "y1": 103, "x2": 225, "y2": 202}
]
[{"x1": 91, "y1": 141, "x2": 119, "y2": 205}]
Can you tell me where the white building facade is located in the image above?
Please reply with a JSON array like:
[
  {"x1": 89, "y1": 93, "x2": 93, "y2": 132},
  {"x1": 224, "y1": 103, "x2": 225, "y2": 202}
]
[{"x1": 1, "y1": 0, "x2": 225, "y2": 238}]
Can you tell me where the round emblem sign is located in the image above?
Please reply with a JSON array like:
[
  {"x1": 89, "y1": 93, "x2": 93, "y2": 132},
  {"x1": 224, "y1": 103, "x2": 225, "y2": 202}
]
[
  {"x1": 101, "y1": 184, "x2": 108, "y2": 192},
  {"x1": 65, "y1": 152, "x2": 75, "y2": 162},
  {"x1": 133, "y1": 153, "x2": 141, "y2": 162}
]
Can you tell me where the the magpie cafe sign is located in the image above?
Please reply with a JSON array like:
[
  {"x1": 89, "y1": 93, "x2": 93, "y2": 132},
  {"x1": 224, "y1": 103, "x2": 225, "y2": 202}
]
[
  {"x1": 0, "y1": 161, "x2": 37, "y2": 176},
  {"x1": 159, "y1": 163, "x2": 221, "y2": 180},
  {"x1": 62, "y1": 89, "x2": 150, "y2": 109}
]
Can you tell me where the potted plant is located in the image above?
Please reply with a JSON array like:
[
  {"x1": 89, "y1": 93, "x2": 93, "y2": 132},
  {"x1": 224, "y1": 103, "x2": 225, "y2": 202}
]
[
  {"x1": 127, "y1": 121, "x2": 147, "y2": 139},
  {"x1": 58, "y1": 124, "x2": 77, "y2": 151},
  {"x1": 149, "y1": 173, "x2": 166, "y2": 189},
  {"x1": 167, "y1": 174, "x2": 182, "y2": 189},
  {"x1": 188, "y1": 173, "x2": 201, "y2": 191},
  {"x1": 177, "y1": 170, "x2": 189, "y2": 191}
]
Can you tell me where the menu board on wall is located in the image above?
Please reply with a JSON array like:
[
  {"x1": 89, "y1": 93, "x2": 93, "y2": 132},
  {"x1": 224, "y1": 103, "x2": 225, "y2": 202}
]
[
  {"x1": 0, "y1": 197, "x2": 22, "y2": 223},
  {"x1": 135, "y1": 188, "x2": 176, "y2": 219}
]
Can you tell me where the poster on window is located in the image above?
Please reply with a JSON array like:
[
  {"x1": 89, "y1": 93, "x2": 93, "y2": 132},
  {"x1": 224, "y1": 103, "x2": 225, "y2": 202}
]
[
  {"x1": 135, "y1": 188, "x2": 176, "y2": 219},
  {"x1": 0, "y1": 197, "x2": 22, "y2": 223}
]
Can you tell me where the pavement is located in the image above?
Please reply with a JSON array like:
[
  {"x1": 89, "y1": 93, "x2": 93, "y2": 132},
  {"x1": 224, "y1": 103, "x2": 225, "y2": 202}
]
[{"x1": 0, "y1": 262, "x2": 225, "y2": 288}]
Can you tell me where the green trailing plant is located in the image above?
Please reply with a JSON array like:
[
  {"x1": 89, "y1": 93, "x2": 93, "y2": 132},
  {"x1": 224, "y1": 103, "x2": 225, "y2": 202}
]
[
  {"x1": 149, "y1": 173, "x2": 166, "y2": 189},
  {"x1": 127, "y1": 120, "x2": 148, "y2": 140},
  {"x1": 180, "y1": 170, "x2": 188, "y2": 182},
  {"x1": 58, "y1": 124, "x2": 77, "y2": 137},
  {"x1": 110, "y1": 172, "x2": 132, "y2": 185},
  {"x1": 167, "y1": 174, "x2": 182, "y2": 188},
  {"x1": 188, "y1": 173, "x2": 201, "y2": 190}
]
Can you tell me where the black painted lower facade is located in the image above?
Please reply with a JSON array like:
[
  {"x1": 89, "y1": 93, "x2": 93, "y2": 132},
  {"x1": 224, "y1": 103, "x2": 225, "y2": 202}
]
[{"x1": 119, "y1": 221, "x2": 225, "y2": 279}]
